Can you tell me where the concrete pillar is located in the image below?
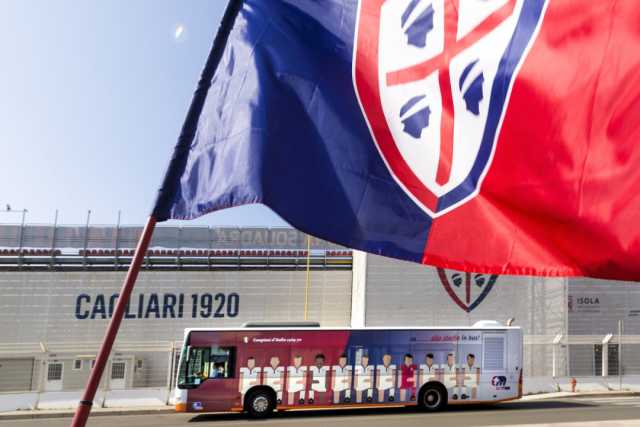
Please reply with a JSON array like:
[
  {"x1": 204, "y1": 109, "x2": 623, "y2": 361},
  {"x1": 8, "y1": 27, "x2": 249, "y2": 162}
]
[
  {"x1": 166, "y1": 344, "x2": 176, "y2": 404},
  {"x1": 552, "y1": 334, "x2": 563, "y2": 378},
  {"x1": 602, "y1": 333, "x2": 613, "y2": 377},
  {"x1": 350, "y1": 250, "x2": 367, "y2": 327}
]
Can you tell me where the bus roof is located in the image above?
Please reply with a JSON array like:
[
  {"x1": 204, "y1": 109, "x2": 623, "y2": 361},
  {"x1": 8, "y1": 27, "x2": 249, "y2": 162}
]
[{"x1": 183, "y1": 325, "x2": 521, "y2": 334}]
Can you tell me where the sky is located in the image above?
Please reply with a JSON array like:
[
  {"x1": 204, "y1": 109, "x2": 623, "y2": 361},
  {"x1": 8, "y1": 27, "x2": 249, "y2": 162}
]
[{"x1": 0, "y1": 0, "x2": 287, "y2": 227}]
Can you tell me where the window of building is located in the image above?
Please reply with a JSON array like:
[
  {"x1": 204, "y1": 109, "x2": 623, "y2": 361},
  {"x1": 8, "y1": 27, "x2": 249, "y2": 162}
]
[
  {"x1": 111, "y1": 362, "x2": 126, "y2": 380},
  {"x1": 47, "y1": 363, "x2": 63, "y2": 381},
  {"x1": 594, "y1": 344, "x2": 619, "y2": 376},
  {"x1": 72, "y1": 359, "x2": 82, "y2": 370}
]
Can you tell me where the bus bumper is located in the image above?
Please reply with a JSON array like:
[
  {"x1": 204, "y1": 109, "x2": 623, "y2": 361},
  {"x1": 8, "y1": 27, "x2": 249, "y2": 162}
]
[{"x1": 174, "y1": 388, "x2": 188, "y2": 412}]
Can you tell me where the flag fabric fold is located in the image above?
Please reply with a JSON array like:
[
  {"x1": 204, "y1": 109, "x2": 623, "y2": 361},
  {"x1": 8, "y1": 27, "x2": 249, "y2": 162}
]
[{"x1": 153, "y1": 0, "x2": 640, "y2": 280}]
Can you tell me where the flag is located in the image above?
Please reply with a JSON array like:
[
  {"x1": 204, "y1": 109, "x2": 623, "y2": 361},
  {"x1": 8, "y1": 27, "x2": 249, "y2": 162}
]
[{"x1": 153, "y1": 0, "x2": 640, "y2": 280}]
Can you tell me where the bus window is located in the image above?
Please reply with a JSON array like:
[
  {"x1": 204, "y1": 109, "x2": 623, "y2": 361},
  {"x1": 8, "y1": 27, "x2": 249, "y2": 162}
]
[
  {"x1": 177, "y1": 346, "x2": 236, "y2": 388},
  {"x1": 209, "y1": 346, "x2": 236, "y2": 379}
]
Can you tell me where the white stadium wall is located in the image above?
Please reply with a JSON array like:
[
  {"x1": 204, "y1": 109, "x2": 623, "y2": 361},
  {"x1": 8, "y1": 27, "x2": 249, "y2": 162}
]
[
  {"x1": 353, "y1": 253, "x2": 640, "y2": 390},
  {"x1": 567, "y1": 278, "x2": 640, "y2": 376},
  {"x1": 1, "y1": 224, "x2": 640, "y2": 410},
  {"x1": 0, "y1": 269, "x2": 352, "y2": 398},
  {"x1": 357, "y1": 254, "x2": 567, "y2": 379},
  {"x1": 0, "y1": 270, "x2": 353, "y2": 346}
]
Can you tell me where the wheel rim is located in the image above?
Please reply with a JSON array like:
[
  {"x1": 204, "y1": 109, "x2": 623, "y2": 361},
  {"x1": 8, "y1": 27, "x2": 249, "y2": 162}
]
[
  {"x1": 252, "y1": 395, "x2": 269, "y2": 413},
  {"x1": 424, "y1": 389, "x2": 441, "y2": 408}
]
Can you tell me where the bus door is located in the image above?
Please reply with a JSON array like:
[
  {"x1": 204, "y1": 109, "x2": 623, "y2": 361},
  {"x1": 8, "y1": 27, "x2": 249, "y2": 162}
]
[
  {"x1": 109, "y1": 358, "x2": 128, "y2": 390},
  {"x1": 181, "y1": 342, "x2": 239, "y2": 411}
]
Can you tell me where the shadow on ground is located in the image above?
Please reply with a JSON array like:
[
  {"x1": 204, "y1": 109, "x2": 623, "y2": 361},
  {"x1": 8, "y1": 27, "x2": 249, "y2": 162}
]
[{"x1": 187, "y1": 400, "x2": 593, "y2": 423}]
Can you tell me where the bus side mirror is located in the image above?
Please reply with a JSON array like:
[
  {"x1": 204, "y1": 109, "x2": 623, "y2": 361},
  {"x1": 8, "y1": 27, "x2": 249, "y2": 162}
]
[{"x1": 186, "y1": 346, "x2": 191, "y2": 362}]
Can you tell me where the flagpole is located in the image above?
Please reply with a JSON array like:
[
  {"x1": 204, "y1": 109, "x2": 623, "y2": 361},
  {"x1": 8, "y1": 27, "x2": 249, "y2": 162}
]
[
  {"x1": 304, "y1": 235, "x2": 311, "y2": 320},
  {"x1": 71, "y1": 216, "x2": 157, "y2": 427}
]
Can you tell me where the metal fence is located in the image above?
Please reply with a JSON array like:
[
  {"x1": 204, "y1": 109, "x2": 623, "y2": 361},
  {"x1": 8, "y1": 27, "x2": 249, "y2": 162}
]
[
  {"x1": 0, "y1": 224, "x2": 344, "y2": 253},
  {"x1": 0, "y1": 341, "x2": 181, "y2": 408},
  {"x1": 0, "y1": 224, "x2": 353, "y2": 271}
]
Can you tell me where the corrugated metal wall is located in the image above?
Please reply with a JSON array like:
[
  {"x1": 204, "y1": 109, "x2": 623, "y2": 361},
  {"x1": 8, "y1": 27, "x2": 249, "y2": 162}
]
[
  {"x1": 0, "y1": 269, "x2": 353, "y2": 348},
  {"x1": 2, "y1": 231, "x2": 640, "y2": 391},
  {"x1": 568, "y1": 278, "x2": 640, "y2": 375},
  {"x1": 364, "y1": 255, "x2": 566, "y2": 331},
  {"x1": 0, "y1": 269, "x2": 352, "y2": 392},
  {"x1": 363, "y1": 254, "x2": 567, "y2": 377},
  {"x1": 363, "y1": 254, "x2": 640, "y2": 377}
]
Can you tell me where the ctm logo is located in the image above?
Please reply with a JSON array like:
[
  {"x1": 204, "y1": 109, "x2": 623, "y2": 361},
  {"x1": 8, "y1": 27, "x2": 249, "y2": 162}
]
[{"x1": 353, "y1": 0, "x2": 548, "y2": 216}]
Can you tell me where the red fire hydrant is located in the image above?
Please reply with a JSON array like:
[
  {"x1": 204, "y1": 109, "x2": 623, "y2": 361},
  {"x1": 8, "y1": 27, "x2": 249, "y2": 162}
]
[{"x1": 570, "y1": 377, "x2": 577, "y2": 392}]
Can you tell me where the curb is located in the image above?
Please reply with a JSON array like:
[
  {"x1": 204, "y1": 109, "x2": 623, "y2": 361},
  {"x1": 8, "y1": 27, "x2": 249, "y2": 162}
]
[
  {"x1": 563, "y1": 392, "x2": 640, "y2": 399},
  {"x1": 520, "y1": 391, "x2": 640, "y2": 401},
  {"x1": 0, "y1": 407, "x2": 174, "y2": 420},
  {"x1": 2, "y1": 393, "x2": 638, "y2": 420}
]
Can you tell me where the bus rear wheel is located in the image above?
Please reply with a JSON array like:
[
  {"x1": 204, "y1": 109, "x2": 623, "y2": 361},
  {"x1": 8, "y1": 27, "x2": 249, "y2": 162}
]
[
  {"x1": 246, "y1": 390, "x2": 275, "y2": 419},
  {"x1": 418, "y1": 383, "x2": 447, "y2": 412}
]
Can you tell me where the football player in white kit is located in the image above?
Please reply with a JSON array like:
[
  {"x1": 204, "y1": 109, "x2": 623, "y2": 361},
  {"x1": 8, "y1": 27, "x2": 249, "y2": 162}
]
[
  {"x1": 238, "y1": 356, "x2": 261, "y2": 402},
  {"x1": 331, "y1": 354, "x2": 352, "y2": 403},
  {"x1": 442, "y1": 352, "x2": 460, "y2": 400},
  {"x1": 287, "y1": 355, "x2": 308, "y2": 405},
  {"x1": 460, "y1": 353, "x2": 480, "y2": 400},
  {"x1": 354, "y1": 354, "x2": 374, "y2": 403},
  {"x1": 418, "y1": 353, "x2": 438, "y2": 387},
  {"x1": 375, "y1": 353, "x2": 396, "y2": 402},
  {"x1": 263, "y1": 356, "x2": 285, "y2": 404},
  {"x1": 308, "y1": 353, "x2": 329, "y2": 404}
]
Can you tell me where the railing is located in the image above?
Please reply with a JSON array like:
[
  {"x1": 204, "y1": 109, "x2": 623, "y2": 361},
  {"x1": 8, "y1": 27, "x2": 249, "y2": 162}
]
[
  {"x1": 0, "y1": 224, "x2": 353, "y2": 271},
  {"x1": 0, "y1": 249, "x2": 353, "y2": 271},
  {"x1": 1, "y1": 334, "x2": 639, "y2": 402}
]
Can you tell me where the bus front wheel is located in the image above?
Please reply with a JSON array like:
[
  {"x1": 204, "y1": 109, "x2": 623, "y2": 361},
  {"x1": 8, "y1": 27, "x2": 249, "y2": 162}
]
[
  {"x1": 245, "y1": 389, "x2": 275, "y2": 419},
  {"x1": 418, "y1": 383, "x2": 447, "y2": 412}
]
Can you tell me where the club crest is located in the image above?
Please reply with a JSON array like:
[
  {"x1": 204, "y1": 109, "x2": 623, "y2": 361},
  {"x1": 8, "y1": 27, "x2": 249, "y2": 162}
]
[
  {"x1": 353, "y1": 0, "x2": 548, "y2": 216},
  {"x1": 437, "y1": 268, "x2": 498, "y2": 312}
]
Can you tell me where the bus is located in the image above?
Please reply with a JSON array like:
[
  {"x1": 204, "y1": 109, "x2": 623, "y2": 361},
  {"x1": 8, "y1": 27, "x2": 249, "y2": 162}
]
[{"x1": 173, "y1": 320, "x2": 523, "y2": 418}]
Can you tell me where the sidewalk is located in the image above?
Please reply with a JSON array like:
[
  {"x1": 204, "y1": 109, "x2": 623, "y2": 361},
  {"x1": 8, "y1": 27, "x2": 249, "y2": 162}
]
[
  {"x1": 520, "y1": 390, "x2": 640, "y2": 401},
  {"x1": 2, "y1": 391, "x2": 639, "y2": 421},
  {"x1": 0, "y1": 405, "x2": 174, "y2": 421}
]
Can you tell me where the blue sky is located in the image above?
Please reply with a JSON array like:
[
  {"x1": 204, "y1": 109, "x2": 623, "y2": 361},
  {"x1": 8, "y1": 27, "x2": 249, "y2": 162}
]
[{"x1": 0, "y1": 0, "x2": 286, "y2": 227}]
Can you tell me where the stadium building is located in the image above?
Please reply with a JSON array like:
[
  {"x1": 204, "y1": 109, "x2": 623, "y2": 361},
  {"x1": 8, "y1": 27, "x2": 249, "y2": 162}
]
[{"x1": 0, "y1": 223, "x2": 638, "y2": 410}]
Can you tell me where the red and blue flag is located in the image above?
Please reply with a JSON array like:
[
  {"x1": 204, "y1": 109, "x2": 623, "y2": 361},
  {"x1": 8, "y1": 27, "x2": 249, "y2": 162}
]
[{"x1": 153, "y1": 0, "x2": 640, "y2": 280}]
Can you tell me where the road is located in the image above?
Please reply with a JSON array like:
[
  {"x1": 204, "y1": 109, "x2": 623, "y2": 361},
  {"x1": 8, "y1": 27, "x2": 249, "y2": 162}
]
[{"x1": 3, "y1": 396, "x2": 640, "y2": 427}]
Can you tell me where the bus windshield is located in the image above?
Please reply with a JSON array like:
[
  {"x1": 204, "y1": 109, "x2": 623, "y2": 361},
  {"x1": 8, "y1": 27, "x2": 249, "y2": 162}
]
[{"x1": 177, "y1": 345, "x2": 235, "y2": 388}]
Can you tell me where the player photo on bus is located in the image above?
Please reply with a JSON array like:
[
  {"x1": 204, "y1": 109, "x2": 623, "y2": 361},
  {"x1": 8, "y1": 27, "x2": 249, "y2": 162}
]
[
  {"x1": 309, "y1": 353, "x2": 329, "y2": 404},
  {"x1": 331, "y1": 353, "x2": 352, "y2": 403}
]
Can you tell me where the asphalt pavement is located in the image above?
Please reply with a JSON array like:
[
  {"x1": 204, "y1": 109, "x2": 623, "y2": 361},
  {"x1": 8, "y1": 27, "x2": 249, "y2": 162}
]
[{"x1": 2, "y1": 396, "x2": 640, "y2": 427}]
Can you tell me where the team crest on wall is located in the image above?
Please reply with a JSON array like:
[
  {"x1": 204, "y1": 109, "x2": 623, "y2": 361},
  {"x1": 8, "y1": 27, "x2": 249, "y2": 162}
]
[
  {"x1": 437, "y1": 268, "x2": 498, "y2": 312},
  {"x1": 353, "y1": 0, "x2": 548, "y2": 216}
]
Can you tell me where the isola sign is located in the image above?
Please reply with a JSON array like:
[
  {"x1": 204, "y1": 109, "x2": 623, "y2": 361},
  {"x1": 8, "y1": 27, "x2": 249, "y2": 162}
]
[{"x1": 74, "y1": 292, "x2": 240, "y2": 320}]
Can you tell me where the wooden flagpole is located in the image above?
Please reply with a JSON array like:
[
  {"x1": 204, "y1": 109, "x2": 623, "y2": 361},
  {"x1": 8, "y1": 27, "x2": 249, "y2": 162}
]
[
  {"x1": 304, "y1": 234, "x2": 311, "y2": 320},
  {"x1": 70, "y1": 2, "x2": 246, "y2": 424},
  {"x1": 71, "y1": 216, "x2": 157, "y2": 427}
]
